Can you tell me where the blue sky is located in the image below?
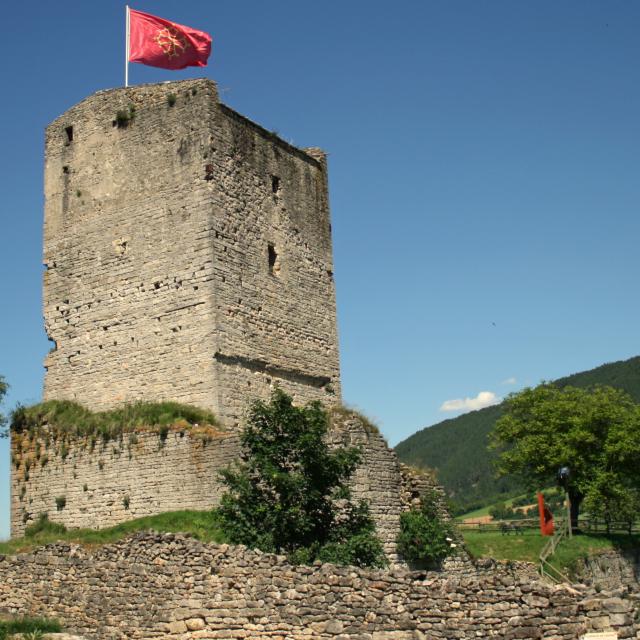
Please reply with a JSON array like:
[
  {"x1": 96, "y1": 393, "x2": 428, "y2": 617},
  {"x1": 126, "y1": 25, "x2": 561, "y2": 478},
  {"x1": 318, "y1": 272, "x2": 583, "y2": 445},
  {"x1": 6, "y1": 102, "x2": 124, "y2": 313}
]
[{"x1": 1, "y1": 1, "x2": 639, "y2": 539}]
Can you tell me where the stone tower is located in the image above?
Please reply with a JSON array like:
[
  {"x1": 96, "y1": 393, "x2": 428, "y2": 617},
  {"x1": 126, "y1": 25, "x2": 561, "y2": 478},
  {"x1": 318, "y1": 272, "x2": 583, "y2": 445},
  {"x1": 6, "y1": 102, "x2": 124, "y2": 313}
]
[{"x1": 42, "y1": 78, "x2": 341, "y2": 426}]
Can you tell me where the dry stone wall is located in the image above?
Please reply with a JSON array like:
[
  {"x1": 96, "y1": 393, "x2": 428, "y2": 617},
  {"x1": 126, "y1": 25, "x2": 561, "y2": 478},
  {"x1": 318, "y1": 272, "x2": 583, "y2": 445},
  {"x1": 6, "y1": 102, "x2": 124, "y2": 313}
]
[
  {"x1": 574, "y1": 549, "x2": 639, "y2": 594},
  {"x1": 1, "y1": 532, "x2": 637, "y2": 640},
  {"x1": 43, "y1": 78, "x2": 340, "y2": 427}
]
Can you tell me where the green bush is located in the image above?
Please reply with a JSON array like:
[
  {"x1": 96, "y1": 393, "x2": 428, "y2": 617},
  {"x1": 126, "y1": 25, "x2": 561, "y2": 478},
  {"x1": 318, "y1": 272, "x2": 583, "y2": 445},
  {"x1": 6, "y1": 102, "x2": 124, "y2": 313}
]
[
  {"x1": 115, "y1": 104, "x2": 136, "y2": 128},
  {"x1": 217, "y1": 389, "x2": 386, "y2": 568},
  {"x1": 488, "y1": 502, "x2": 531, "y2": 521},
  {"x1": 115, "y1": 110, "x2": 130, "y2": 127},
  {"x1": 397, "y1": 490, "x2": 458, "y2": 568},
  {"x1": 0, "y1": 617, "x2": 61, "y2": 640},
  {"x1": 25, "y1": 513, "x2": 66, "y2": 537}
]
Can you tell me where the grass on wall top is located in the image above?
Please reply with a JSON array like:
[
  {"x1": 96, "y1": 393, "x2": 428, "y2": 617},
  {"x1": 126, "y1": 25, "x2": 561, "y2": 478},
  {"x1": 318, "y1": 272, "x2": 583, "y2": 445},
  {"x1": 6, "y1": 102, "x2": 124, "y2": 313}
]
[
  {"x1": 328, "y1": 405, "x2": 380, "y2": 435},
  {"x1": 0, "y1": 510, "x2": 227, "y2": 556},
  {"x1": 10, "y1": 399, "x2": 219, "y2": 442}
]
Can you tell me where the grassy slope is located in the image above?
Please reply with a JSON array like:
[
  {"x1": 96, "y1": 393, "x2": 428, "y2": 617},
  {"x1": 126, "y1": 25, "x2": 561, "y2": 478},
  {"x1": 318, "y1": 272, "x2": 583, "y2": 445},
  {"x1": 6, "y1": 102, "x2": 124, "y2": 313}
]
[
  {"x1": 395, "y1": 355, "x2": 640, "y2": 512},
  {"x1": 463, "y1": 530, "x2": 640, "y2": 576},
  {"x1": 0, "y1": 510, "x2": 226, "y2": 556},
  {"x1": 457, "y1": 486, "x2": 558, "y2": 520},
  {"x1": 457, "y1": 492, "x2": 523, "y2": 520}
]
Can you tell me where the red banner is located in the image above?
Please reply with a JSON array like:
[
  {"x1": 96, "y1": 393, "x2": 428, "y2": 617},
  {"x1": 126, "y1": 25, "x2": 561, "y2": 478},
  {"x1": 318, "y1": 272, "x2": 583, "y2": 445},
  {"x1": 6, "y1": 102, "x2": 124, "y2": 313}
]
[
  {"x1": 128, "y1": 9, "x2": 212, "y2": 70},
  {"x1": 537, "y1": 492, "x2": 554, "y2": 536}
]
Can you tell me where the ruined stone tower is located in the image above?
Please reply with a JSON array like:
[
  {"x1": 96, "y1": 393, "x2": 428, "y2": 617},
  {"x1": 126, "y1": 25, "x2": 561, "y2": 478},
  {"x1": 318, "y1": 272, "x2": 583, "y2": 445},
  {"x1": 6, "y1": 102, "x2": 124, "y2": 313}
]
[{"x1": 43, "y1": 78, "x2": 341, "y2": 426}]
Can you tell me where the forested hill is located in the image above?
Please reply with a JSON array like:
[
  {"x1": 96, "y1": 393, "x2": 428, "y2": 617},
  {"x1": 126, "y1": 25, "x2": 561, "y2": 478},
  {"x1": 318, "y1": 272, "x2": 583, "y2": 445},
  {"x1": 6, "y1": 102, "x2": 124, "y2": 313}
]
[{"x1": 394, "y1": 355, "x2": 640, "y2": 514}]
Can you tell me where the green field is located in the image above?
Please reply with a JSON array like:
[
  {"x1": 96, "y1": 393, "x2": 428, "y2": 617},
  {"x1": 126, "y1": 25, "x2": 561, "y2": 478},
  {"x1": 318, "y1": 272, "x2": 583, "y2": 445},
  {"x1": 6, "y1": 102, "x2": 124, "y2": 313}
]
[
  {"x1": 0, "y1": 510, "x2": 226, "y2": 556},
  {"x1": 457, "y1": 494, "x2": 524, "y2": 520},
  {"x1": 463, "y1": 530, "x2": 640, "y2": 576},
  {"x1": 456, "y1": 487, "x2": 557, "y2": 521}
]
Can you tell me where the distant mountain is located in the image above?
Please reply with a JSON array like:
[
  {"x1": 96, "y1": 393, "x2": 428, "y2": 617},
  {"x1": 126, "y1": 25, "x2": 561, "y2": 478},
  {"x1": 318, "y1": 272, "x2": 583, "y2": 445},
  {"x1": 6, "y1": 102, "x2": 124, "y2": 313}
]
[{"x1": 394, "y1": 356, "x2": 640, "y2": 514}]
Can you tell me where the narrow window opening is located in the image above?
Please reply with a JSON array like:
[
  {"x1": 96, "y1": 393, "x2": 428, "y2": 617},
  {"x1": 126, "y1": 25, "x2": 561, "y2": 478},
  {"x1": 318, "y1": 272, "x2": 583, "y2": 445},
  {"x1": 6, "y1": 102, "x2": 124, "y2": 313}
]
[
  {"x1": 271, "y1": 175, "x2": 280, "y2": 193},
  {"x1": 65, "y1": 126, "x2": 74, "y2": 143},
  {"x1": 62, "y1": 165, "x2": 69, "y2": 174},
  {"x1": 268, "y1": 243, "x2": 280, "y2": 276}
]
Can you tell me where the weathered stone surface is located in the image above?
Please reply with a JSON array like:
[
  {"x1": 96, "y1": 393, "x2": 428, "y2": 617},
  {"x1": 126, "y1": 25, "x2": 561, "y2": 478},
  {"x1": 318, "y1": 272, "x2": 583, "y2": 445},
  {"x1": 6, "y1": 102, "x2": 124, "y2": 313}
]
[
  {"x1": 42, "y1": 77, "x2": 340, "y2": 427},
  {"x1": 0, "y1": 533, "x2": 636, "y2": 640},
  {"x1": 10, "y1": 424, "x2": 240, "y2": 538},
  {"x1": 573, "y1": 549, "x2": 640, "y2": 593},
  {"x1": 12, "y1": 413, "x2": 449, "y2": 565},
  {"x1": 5, "y1": 634, "x2": 87, "y2": 639}
]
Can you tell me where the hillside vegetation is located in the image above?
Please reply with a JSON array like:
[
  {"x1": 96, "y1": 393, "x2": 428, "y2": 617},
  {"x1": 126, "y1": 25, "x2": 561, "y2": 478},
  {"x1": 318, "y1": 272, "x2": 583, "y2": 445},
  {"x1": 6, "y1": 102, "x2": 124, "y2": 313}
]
[{"x1": 395, "y1": 355, "x2": 640, "y2": 513}]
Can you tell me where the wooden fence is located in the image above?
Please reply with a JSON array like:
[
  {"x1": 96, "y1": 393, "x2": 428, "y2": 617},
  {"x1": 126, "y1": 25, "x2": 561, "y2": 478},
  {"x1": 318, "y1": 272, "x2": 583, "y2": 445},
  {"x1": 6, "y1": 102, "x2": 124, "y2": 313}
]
[{"x1": 458, "y1": 517, "x2": 640, "y2": 535}]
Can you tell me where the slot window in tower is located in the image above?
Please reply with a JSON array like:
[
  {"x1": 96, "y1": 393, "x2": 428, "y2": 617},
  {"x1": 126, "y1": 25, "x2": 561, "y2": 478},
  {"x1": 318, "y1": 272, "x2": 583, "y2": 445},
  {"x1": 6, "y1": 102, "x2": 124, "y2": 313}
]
[
  {"x1": 64, "y1": 126, "x2": 74, "y2": 144},
  {"x1": 268, "y1": 243, "x2": 280, "y2": 276}
]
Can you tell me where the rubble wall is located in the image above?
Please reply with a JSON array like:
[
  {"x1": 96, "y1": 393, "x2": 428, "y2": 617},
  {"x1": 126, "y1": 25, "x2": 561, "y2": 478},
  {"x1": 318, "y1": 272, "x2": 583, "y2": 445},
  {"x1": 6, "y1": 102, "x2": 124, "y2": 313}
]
[{"x1": 0, "y1": 533, "x2": 636, "y2": 640}]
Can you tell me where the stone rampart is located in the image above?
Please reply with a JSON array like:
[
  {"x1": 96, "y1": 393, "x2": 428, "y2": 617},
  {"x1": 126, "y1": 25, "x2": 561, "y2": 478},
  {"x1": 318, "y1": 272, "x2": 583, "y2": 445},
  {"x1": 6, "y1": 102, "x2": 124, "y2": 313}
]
[
  {"x1": 10, "y1": 423, "x2": 239, "y2": 538},
  {"x1": 1, "y1": 532, "x2": 636, "y2": 640},
  {"x1": 11, "y1": 413, "x2": 431, "y2": 563}
]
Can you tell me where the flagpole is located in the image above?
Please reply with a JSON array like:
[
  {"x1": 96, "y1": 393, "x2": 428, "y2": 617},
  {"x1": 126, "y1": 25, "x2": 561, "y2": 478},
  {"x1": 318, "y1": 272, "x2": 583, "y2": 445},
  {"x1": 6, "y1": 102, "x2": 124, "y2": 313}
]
[{"x1": 125, "y1": 5, "x2": 130, "y2": 87}]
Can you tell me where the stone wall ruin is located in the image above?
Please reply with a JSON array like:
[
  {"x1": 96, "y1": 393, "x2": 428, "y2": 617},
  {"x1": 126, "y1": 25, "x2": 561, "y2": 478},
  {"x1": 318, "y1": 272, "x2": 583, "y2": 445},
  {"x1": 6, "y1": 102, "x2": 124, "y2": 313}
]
[
  {"x1": 11, "y1": 412, "x2": 433, "y2": 564},
  {"x1": 1, "y1": 532, "x2": 637, "y2": 640}
]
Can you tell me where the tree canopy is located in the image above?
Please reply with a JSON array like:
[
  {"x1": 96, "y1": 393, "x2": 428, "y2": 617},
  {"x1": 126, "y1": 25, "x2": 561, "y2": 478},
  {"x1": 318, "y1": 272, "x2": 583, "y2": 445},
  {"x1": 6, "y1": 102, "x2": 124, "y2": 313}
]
[
  {"x1": 217, "y1": 388, "x2": 386, "y2": 567},
  {"x1": 490, "y1": 383, "x2": 640, "y2": 527},
  {"x1": 395, "y1": 355, "x2": 640, "y2": 514}
]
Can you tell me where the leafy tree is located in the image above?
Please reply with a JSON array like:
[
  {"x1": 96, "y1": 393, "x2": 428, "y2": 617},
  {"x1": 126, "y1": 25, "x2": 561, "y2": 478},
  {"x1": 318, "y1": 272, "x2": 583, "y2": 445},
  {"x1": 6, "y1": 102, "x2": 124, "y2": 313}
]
[
  {"x1": 395, "y1": 355, "x2": 640, "y2": 515},
  {"x1": 217, "y1": 388, "x2": 386, "y2": 567},
  {"x1": 583, "y1": 471, "x2": 640, "y2": 534},
  {"x1": 396, "y1": 489, "x2": 458, "y2": 568},
  {"x1": 491, "y1": 384, "x2": 640, "y2": 528},
  {"x1": 488, "y1": 502, "x2": 513, "y2": 521},
  {"x1": 0, "y1": 375, "x2": 8, "y2": 438}
]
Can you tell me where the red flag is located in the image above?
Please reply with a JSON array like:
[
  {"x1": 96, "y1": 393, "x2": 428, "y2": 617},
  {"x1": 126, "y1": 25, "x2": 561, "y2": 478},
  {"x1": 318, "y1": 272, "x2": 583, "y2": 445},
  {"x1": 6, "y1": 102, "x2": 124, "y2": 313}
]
[
  {"x1": 128, "y1": 9, "x2": 212, "y2": 70},
  {"x1": 537, "y1": 492, "x2": 554, "y2": 536}
]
